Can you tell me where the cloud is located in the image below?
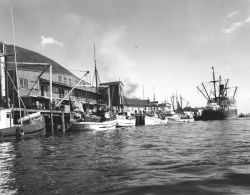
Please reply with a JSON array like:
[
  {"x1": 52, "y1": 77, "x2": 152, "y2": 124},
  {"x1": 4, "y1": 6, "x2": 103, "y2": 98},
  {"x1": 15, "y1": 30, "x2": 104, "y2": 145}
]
[
  {"x1": 245, "y1": 16, "x2": 250, "y2": 23},
  {"x1": 226, "y1": 11, "x2": 239, "y2": 18},
  {"x1": 98, "y1": 26, "x2": 142, "y2": 98},
  {"x1": 124, "y1": 79, "x2": 139, "y2": 98},
  {"x1": 40, "y1": 35, "x2": 64, "y2": 47},
  {"x1": 222, "y1": 14, "x2": 250, "y2": 34},
  {"x1": 222, "y1": 21, "x2": 243, "y2": 33}
]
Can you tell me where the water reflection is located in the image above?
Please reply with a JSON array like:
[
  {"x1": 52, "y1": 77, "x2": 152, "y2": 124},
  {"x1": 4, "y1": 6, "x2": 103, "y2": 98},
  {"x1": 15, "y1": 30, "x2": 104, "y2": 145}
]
[{"x1": 0, "y1": 141, "x2": 17, "y2": 194}]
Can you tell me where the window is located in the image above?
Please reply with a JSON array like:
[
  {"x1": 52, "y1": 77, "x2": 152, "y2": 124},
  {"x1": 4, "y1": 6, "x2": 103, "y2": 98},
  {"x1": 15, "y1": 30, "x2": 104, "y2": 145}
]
[
  {"x1": 19, "y1": 78, "x2": 24, "y2": 88},
  {"x1": 58, "y1": 75, "x2": 62, "y2": 82},
  {"x1": 69, "y1": 79, "x2": 71, "y2": 86},
  {"x1": 19, "y1": 78, "x2": 28, "y2": 89},
  {"x1": 64, "y1": 77, "x2": 67, "y2": 85}
]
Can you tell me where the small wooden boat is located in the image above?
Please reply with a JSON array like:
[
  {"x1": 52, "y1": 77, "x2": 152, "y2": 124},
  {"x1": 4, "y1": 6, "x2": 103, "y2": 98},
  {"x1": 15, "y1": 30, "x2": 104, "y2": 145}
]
[{"x1": 0, "y1": 109, "x2": 45, "y2": 138}]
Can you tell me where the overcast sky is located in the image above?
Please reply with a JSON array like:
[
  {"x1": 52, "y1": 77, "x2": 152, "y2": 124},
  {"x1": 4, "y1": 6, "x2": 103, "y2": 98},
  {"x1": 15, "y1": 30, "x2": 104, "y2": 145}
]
[{"x1": 1, "y1": 0, "x2": 250, "y2": 113}]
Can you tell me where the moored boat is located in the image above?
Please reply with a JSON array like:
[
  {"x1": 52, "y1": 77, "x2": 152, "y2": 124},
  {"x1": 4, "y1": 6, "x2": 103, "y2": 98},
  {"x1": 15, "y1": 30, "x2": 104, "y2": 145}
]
[
  {"x1": 116, "y1": 114, "x2": 135, "y2": 127},
  {"x1": 145, "y1": 114, "x2": 168, "y2": 125},
  {"x1": 0, "y1": 109, "x2": 45, "y2": 138},
  {"x1": 0, "y1": 37, "x2": 45, "y2": 138},
  {"x1": 166, "y1": 94, "x2": 194, "y2": 123},
  {"x1": 69, "y1": 45, "x2": 117, "y2": 131},
  {"x1": 167, "y1": 114, "x2": 194, "y2": 123},
  {"x1": 71, "y1": 119, "x2": 117, "y2": 131},
  {"x1": 197, "y1": 67, "x2": 238, "y2": 120}
]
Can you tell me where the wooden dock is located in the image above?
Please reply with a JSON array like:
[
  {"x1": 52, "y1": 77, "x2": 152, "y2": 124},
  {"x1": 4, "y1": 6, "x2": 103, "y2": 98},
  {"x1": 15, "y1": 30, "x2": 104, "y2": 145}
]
[{"x1": 14, "y1": 108, "x2": 72, "y2": 134}]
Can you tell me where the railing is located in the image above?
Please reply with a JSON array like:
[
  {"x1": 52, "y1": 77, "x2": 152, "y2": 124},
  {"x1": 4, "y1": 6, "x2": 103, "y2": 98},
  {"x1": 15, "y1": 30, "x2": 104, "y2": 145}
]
[
  {"x1": 41, "y1": 91, "x2": 69, "y2": 100},
  {"x1": 21, "y1": 89, "x2": 96, "y2": 103},
  {"x1": 70, "y1": 96, "x2": 97, "y2": 104}
]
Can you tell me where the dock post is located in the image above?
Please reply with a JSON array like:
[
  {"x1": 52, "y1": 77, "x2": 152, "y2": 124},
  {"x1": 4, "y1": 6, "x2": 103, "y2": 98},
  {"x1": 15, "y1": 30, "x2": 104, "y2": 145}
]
[
  {"x1": 50, "y1": 112, "x2": 54, "y2": 134},
  {"x1": 62, "y1": 112, "x2": 65, "y2": 133}
]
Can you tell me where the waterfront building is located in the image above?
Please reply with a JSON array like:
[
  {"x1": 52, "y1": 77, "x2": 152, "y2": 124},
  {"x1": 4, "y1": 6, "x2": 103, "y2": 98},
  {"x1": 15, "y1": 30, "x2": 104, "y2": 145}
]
[
  {"x1": 99, "y1": 81, "x2": 124, "y2": 111},
  {"x1": 1, "y1": 43, "x2": 99, "y2": 111},
  {"x1": 123, "y1": 98, "x2": 150, "y2": 113}
]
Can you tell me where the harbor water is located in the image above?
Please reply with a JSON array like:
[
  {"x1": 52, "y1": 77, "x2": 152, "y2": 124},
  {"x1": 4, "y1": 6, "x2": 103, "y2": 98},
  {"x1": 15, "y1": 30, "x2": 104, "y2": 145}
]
[{"x1": 1, "y1": 119, "x2": 250, "y2": 194}]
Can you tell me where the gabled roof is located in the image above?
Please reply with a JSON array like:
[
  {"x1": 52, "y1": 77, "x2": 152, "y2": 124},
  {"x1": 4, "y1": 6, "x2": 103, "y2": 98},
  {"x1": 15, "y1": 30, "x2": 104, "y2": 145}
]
[
  {"x1": 124, "y1": 98, "x2": 150, "y2": 107},
  {"x1": 5, "y1": 44, "x2": 76, "y2": 77}
]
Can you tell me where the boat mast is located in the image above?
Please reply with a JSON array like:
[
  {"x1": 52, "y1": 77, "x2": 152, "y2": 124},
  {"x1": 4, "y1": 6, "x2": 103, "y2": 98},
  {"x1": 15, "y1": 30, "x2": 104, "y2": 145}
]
[
  {"x1": 11, "y1": 7, "x2": 22, "y2": 124},
  {"x1": 201, "y1": 83, "x2": 210, "y2": 100},
  {"x1": 180, "y1": 94, "x2": 182, "y2": 109},
  {"x1": 212, "y1": 67, "x2": 217, "y2": 100},
  {"x1": 224, "y1": 79, "x2": 229, "y2": 97},
  {"x1": 197, "y1": 86, "x2": 209, "y2": 101},
  {"x1": 233, "y1": 87, "x2": 238, "y2": 99},
  {"x1": 94, "y1": 45, "x2": 99, "y2": 111}
]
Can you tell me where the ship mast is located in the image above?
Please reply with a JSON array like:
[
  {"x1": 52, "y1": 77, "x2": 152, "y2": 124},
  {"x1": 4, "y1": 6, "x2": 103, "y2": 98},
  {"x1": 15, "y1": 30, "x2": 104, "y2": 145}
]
[
  {"x1": 94, "y1": 45, "x2": 99, "y2": 111},
  {"x1": 212, "y1": 67, "x2": 217, "y2": 100}
]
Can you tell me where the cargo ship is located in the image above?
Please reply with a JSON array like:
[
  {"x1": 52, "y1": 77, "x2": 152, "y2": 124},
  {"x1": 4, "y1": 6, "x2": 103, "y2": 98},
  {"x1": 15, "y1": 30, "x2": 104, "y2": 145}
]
[{"x1": 196, "y1": 67, "x2": 238, "y2": 120}]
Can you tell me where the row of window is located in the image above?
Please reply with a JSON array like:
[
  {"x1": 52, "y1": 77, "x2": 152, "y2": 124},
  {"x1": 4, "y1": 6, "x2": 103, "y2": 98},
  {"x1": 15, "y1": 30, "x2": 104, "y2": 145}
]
[
  {"x1": 58, "y1": 75, "x2": 73, "y2": 86},
  {"x1": 58, "y1": 75, "x2": 85, "y2": 87}
]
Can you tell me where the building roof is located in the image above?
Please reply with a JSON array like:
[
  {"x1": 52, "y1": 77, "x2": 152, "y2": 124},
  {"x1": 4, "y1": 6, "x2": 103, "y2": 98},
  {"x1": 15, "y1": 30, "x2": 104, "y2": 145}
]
[
  {"x1": 5, "y1": 44, "x2": 76, "y2": 77},
  {"x1": 100, "y1": 81, "x2": 123, "y2": 86},
  {"x1": 124, "y1": 98, "x2": 150, "y2": 107},
  {"x1": 158, "y1": 102, "x2": 171, "y2": 107}
]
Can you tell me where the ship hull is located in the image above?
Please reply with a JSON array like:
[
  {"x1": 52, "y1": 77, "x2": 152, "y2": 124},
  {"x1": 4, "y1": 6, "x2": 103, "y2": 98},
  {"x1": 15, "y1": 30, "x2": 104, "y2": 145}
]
[{"x1": 200, "y1": 109, "x2": 238, "y2": 120}]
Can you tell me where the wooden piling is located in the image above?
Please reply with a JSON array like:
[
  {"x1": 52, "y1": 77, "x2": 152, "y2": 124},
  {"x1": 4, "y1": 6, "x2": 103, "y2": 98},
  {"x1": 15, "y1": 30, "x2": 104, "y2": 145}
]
[
  {"x1": 50, "y1": 112, "x2": 54, "y2": 134},
  {"x1": 62, "y1": 112, "x2": 65, "y2": 133}
]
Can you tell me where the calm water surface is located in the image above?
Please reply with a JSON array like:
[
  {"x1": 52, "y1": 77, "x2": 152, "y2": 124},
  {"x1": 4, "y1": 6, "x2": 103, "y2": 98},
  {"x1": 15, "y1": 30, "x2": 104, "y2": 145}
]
[{"x1": 1, "y1": 119, "x2": 250, "y2": 194}]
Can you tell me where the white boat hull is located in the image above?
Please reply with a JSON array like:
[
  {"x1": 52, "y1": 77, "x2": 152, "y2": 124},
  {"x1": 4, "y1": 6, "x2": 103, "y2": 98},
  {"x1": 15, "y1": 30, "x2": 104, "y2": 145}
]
[
  {"x1": 167, "y1": 115, "x2": 194, "y2": 123},
  {"x1": 117, "y1": 118, "x2": 135, "y2": 127},
  {"x1": 0, "y1": 111, "x2": 45, "y2": 138},
  {"x1": 145, "y1": 116, "x2": 168, "y2": 125},
  {"x1": 70, "y1": 120, "x2": 117, "y2": 131}
]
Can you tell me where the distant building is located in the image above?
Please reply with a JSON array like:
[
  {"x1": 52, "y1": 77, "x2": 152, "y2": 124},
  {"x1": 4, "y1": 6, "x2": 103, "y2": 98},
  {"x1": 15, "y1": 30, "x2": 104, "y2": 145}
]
[
  {"x1": 123, "y1": 98, "x2": 150, "y2": 113},
  {"x1": 158, "y1": 102, "x2": 172, "y2": 113}
]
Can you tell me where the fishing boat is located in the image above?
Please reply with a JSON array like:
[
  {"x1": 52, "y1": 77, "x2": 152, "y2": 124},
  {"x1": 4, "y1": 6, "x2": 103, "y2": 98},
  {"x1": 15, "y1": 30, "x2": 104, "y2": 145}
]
[
  {"x1": 196, "y1": 67, "x2": 238, "y2": 120},
  {"x1": 0, "y1": 110, "x2": 45, "y2": 138},
  {"x1": 0, "y1": 25, "x2": 45, "y2": 138},
  {"x1": 145, "y1": 114, "x2": 168, "y2": 125},
  {"x1": 116, "y1": 113, "x2": 135, "y2": 127},
  {"x1": 69, "y1": 46, "x2": 117, "y2": 131},
  {"x1": 71, "y1": 116, "x2": 117, "y2": 131},
  {"x1": 167, "y1": 113, "x2": 194, "y2": 123},
  {"x1": 166, "y1": 94, "x2": 194, "y2": 123}
]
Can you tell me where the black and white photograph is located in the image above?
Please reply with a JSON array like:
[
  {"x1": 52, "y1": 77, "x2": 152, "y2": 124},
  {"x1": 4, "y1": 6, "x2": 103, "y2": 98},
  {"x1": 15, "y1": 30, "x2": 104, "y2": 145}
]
[{"x1": 0, "y1": 0, "x2": 250, "y2": 194}]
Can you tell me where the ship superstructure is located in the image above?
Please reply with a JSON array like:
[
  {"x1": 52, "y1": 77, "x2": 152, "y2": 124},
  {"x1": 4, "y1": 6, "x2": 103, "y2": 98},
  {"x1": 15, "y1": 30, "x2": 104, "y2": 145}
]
[{"x1": 197, "y1": 67, "x2": 238, "y2": 120}]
